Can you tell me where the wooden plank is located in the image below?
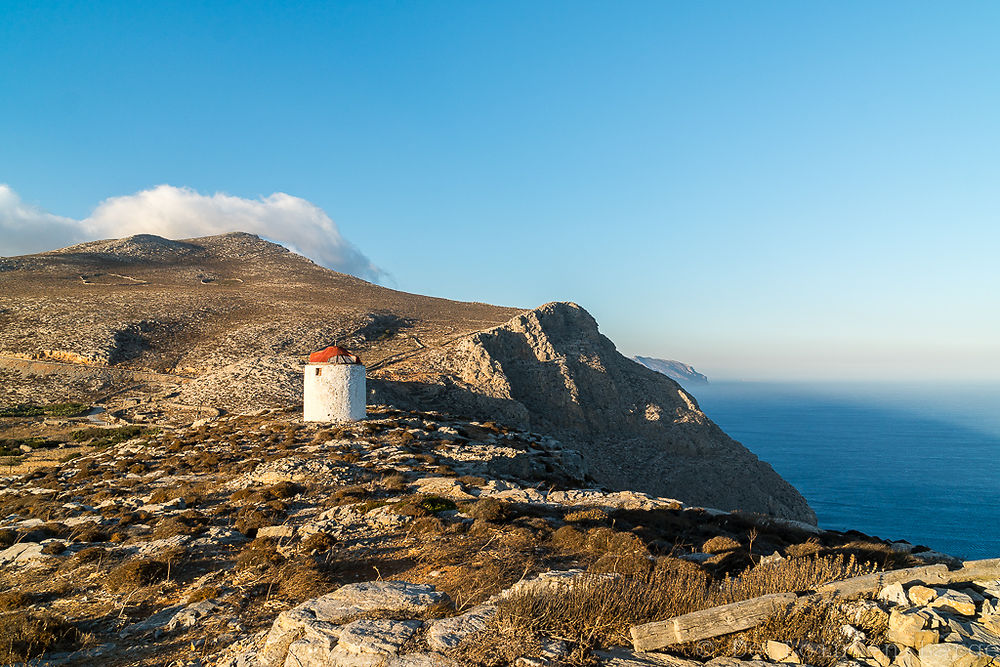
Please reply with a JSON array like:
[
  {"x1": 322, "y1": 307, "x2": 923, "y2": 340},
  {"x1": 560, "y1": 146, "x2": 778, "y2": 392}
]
[
  {"x1": 816, "y1": 564, "x2": 950, "y2": 599},
  {"x1": 630, "y1": 593, "x2": 797, "y2": 652}
]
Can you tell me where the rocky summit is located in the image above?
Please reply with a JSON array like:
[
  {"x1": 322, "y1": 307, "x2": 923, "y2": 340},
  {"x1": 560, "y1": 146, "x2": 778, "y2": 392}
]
[{"x1": 4, "y1": 232, "x2": 995, "y2": 667}]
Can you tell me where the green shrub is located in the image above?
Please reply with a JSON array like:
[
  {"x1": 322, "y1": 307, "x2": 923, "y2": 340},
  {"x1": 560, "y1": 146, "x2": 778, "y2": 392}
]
[{"x1": 0, "y1": 403, "x2": 89, "y2": 418}]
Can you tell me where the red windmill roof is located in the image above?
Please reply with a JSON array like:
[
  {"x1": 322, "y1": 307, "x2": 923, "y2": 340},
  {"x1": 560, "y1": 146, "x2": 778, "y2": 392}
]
[{"x1": 309, "y1": 346, "x2": 362, "y2": 364}]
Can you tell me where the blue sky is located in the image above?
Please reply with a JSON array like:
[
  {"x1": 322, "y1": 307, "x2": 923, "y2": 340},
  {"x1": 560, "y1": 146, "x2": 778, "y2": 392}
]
[{"x1": 2, "y1": 1, "x2": 999, "y2": 381}]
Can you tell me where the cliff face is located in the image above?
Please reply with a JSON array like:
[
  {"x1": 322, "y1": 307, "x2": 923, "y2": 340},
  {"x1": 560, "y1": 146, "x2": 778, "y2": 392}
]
[
  {"x1": 633, "y1": 355, "x2": 709, "y2": 385},
  {"x1": 380, "y1": 302, "x2": 816, "y2": 524}
]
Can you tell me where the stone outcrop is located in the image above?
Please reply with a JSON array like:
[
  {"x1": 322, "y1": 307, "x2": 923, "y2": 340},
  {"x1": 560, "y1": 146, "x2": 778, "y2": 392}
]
[
  {"x1": 384, "y1": 302, "x2": 815, "y2": 523},
  {"x1": 633, "y1": 356, "x2": 709, "y2": 385}
]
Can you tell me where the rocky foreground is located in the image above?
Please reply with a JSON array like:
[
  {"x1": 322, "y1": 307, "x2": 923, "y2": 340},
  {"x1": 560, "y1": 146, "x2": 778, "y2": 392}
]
[{"x1": 2, "y1": 406, "x2": 999, "y2": 667}]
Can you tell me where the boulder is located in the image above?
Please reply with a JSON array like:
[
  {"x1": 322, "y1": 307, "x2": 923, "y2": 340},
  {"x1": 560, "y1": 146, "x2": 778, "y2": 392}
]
[
  {"x1": 918, "y1": 643, "x2": 995, "y2": 667},
  {"x1": 910, "y1": 586, "x2": 939, "y2": 607},
  {"x1": 879, "y1": 583, "x2": 910, "y2": 607},
  {"x1": 931, "y1": 590, "x2": 977, "y2": 617},
  {"x1": 426, "y1": 604, "x2": 496, "y2": 650},
  {"x1": 888, "y1": 609, "x2": 940, "y2": 650},
  {"x1": 765, "y1": 640, "x2": 802, "y2": 663},
  {"x1": 261, "y1": 581, "x2": 447, "y2": 667}
]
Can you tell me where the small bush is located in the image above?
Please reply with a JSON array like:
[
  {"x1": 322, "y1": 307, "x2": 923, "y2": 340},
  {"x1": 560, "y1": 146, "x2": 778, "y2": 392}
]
[
  {"x1": 234, "y1": 507, "x2": 282, "y2": 537},
  {"x1": 300, "y1": 532, "x2": 338, "y2": 553},
  {"x1": 417, "y1": 495, "x2": 457, "y2": 514},
  {"x1": 463, "y1": 498, "x2": 511, "y2": 523},
  {"x1": 702, "y1": 535, "x2": 742, "y2": 554},
  {"x1": 563, "y1": 508, "x2": 609, "y2": 524},
  {"x1": 186, "y1": 585, "x2": 219, "y2": 604},
  {"x1": 106, "y1": 559, "x2": 169, "y2": 592},
  {"x1": 41, "y1": 541, "x2": 67, "y2": 555},
  {"x1": 72, "y1": 547, "x2": 108, "y2": 565},
  {"x1": 236, "y1": 538, "x2": 284, "y2": 571},
  {"x1": 70, "y1": 425, "x2": 158, "y2": 448}
]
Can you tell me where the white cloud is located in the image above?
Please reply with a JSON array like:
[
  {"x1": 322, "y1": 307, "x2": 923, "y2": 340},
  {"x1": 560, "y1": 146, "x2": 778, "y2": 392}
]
[
  {"x1": 0, "y1": 184, "x2": 385, "y2": 282},
  {"x1": 0, "y1": 184, "x2": 86, "y2": 256}
]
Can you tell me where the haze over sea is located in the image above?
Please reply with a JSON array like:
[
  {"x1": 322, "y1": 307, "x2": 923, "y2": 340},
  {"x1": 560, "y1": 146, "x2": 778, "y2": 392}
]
[{"x1": 692, "y1": 381, "x2": 1000, "y2": 560}]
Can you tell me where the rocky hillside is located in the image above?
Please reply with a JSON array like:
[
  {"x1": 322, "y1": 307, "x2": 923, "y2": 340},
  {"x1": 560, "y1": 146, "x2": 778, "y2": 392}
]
[
  {"x1": 378, "y1": 303, "x2": 813, "y2": 523},
  {"x1": 634, "y1": 356, "x2": 709, "y2": 386},
  {"x1": 0, "y1": 405, "x2": 987, "y2": 667},
  {"x1": 1, "y1": 233, "x2": 810, "y2": 522}
]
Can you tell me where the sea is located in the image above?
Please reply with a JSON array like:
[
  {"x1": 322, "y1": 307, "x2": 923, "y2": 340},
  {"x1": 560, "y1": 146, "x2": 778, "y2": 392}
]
[{"x1": 688, "y1": 381, "x2": 1000, "y2": 560}]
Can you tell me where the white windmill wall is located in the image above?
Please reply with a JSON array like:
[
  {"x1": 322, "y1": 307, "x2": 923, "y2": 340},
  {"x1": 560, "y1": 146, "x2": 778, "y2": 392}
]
[{"x1": 303, "y1": 363, "x2": 366, "y2": 422}]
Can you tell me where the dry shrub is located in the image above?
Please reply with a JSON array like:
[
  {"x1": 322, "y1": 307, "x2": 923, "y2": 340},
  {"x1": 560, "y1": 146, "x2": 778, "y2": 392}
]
[
  {"x1": 413, "y1": 525, "x2": 539, "y2": 611},
  {"x1": 718, "y1": 554, "x2": 876, "y2": 600},
  {"x1": 0, "y1": 611, "x2": 79, "y2": 664},
  {"x1": 300, "y1": 532, "x2": 338, "y2": 553},
  {"x1": 381, "y1": 473, "x2": 408, "y2": 492},
  {"x1": 152, "y1": 511, "x2": 209, "y2": 539},
  {"x1": 106, "y1": 559, "x2": 169, "y2": 592},
  {"x1": 410, "y1": 516, "x2": 446, "y2": 534},
  {"x1": 41, "y1": 541, "x2": 67, "y2": 555},
  {"x1": 494, "y1": 562, "x2": 710, "y2": 659},
  {"x1": 490, "y1": 554, "x2": 878, "y2": 661},
  {"x1": 230, "y1": 482, "x2": 302, "y2": 504},
  {"x1": 385, "y1": 429, "x2": 417, "y2": 446},
  {"x1": 0, "y1": 528, "x2": 15, "y2": 547},
  {"x1": 236, "y1": 538, "x2": 284, "y2": 571},
  {"x1": 741, "y1": 598, "x2": 888, "y2": 667},
  {"x1": 186, "y1": 585, "x2": 219, "y2": 604},
  {"x1": 457, "y1": 475, "x2": 487, "y2": 489},
  {"x1": 329, "y1": 485, "x2": 369, "y2": 505},
  {"x1": 277, "y1": 559, "x2": 340, "y2": 601},
  {"x1": 702, "y1": 535, "x2": 742, "y2": 554},
  {"x1": 449, "y1": 624, "x2": 544, "y2": 667},
  {"x1": 72, "y1": 526, "x2": 110, "y2": 543},
  {"x1": 72, "y1": 546, "x2": 108, "y2": 565},
  {"x1": 461, "y1": 498, "x2": 511, "y2": 523},
  {"x1": 828, "y1": 540, "x2": 918, "y2": 569},
  {"x1": 329, "y1": 449, "x2": 361, "y2": 464},
  {"x1": 786, "y1": 538, "x2": 823, "y2": 558},
  {"x1": 149, "y1": 482, "x2": 207, "y2": 506},
  {"x1": 234, "y1": 507, "x2": 283, "y2": 537},
  {"x1": 0, "y1": 591, "x2": 32, "y2": 611},
  {"x1": 563, "y1": 508, "x2": 610, "y2": 524}
]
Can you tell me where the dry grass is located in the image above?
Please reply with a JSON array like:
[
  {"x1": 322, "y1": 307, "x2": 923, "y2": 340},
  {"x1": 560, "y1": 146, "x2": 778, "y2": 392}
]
[
  {"x1": 412, "y1": 524, "x2": 541, "y2": 611},
  {"x1": 490, "y1": 553, "x2": 878, "y2": 663},
  {"x1": 0, "y1": 611, "x2": 80, "y2": 664}
]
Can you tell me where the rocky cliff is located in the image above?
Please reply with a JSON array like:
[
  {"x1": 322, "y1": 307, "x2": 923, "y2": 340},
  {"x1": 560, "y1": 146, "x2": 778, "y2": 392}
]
[
  {"x1": 375, "y1": 302, "x2": 816, "y2": 524},
  {"x1": 633, "y1": 355, "x2": 709, "y2": 385}
]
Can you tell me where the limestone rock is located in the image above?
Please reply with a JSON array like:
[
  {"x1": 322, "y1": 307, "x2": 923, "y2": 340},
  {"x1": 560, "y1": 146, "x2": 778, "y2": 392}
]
[
  {"x1": 889, "y1": 609, "x2": 940, "y2": 650},
  {"x1": 592, "y1": 647, "x2": 702, "y2": 667},
  {"x1": 426, "y1": 604, "x2": 496, "y2": 650},
  {"x1": 333, "y1": 618, "x2": 421, "y2": 657},
  {"x1": 261, "y1": 582, "x2": 446, "y2": 667},
  {"x1": 879, "y1": 583, "x2": 910, "y2": 607},
  {"x1": 910, "y1": 586, "x2": 939, "y2": 607},
  {"x1": 893, "y1": 647, "x2": 921, "y2": 667},
  {"x1": 930, "y1": 590, "x2": 977, "y2": 617},
  {"x1": 257, "y1": 525, "x2": 296, "y2": 540},
  {"x1": 918, "y1": 643, "x2": 995, "y2": 667},
  {"x1": 765, "y1": 640, "x2": 802, "y2": 663}
]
